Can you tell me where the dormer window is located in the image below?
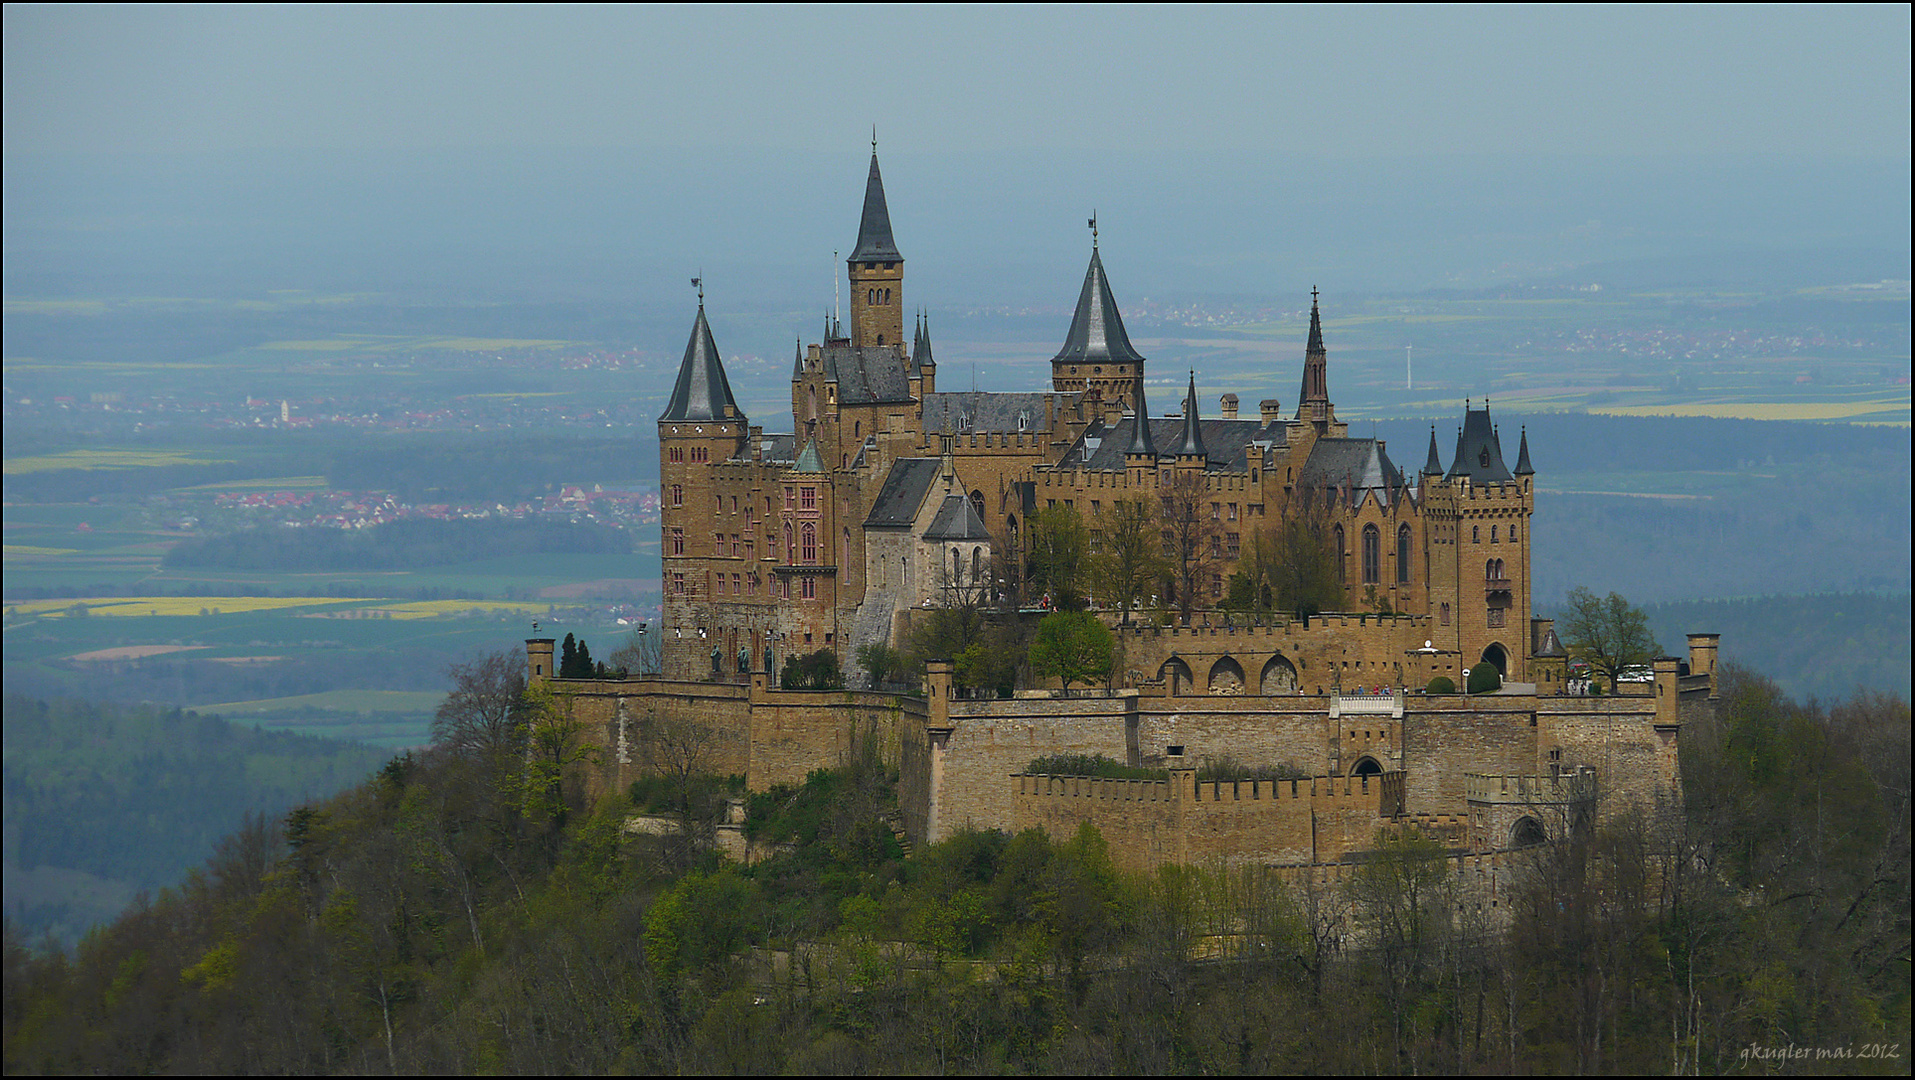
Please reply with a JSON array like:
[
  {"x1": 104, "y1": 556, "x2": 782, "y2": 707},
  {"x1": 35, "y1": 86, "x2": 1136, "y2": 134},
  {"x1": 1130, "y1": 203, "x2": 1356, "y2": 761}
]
[{"x1": 1479, "y1": 448, "x2": 1491, "y2": 468}]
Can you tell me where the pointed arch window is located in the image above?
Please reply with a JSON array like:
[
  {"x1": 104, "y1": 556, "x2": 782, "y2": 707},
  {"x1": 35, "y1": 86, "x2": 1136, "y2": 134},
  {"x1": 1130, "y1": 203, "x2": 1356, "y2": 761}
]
[
  {"x1": 1396, "y1": 524, "x2": 1412, "y2": 584},
  {"x1": 801, "y1": 523, "x2": 817, "y2": 564},
  {"x1": 1333, "y1": 525, "x2": 1347, "y2": 584},
  {"x1": 1361, "y1": 525, "x2": 1380, "y2": 584}
]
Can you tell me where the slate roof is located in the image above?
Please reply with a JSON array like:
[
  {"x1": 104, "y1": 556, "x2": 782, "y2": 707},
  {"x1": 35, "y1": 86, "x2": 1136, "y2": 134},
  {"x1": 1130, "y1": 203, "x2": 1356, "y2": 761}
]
[
  {"x1": 1052, "y1": 248, "x2": 1146, "y2": 368},
  {"x1": 757, "y1": 434, "x2": 795, "y2": 463},
  {"x1": 1421, "y1": 427, "x2": 1445, "y2": 476},
  {"x1": 922, "y1": 392, "x2": 1059, "y2": 434},
  {"x1": 1172, "y1": 372, "x2": 1207, "y2": 457},
  {"x1": 658, "y1": 305, "x2": 744, "y2": 424},
  {"x1": 911, "y1": 312, "x2": 936, "y2": 371},
  {"x1": 925, "y1": 494, "x2": 994, "y2": 541},
  {"x1": 1446, "y1": 406, "x2": 1513, "y2": 482},
  {"x1": 1297, "y1": 438, "x2": 1411, "y2": 509},
  {"x1": 1535, "y1": 627, "x2": 1567, "y2": 658},
  {"x1": 793, "y1": 439, "x2": 824, "y2": 473},
  {"x1": 1126, "y1": 379, "x2": 1158, "y2": 456},
  {"x1": 865, "y1": 458, "x2": 943, "y2": 528},
  {"x1": 848, "y1": 152, "x2": 902, "y2": 263},
  {"x1": 1514, "y1": 427, "x2": 1535, "y2": 476},
  {"x1": 1059, "y1": 416, "x2": 1284, "y2": 472},
  {"x1": 822, "y1": 344, "x2": 914, "y2": 405}
]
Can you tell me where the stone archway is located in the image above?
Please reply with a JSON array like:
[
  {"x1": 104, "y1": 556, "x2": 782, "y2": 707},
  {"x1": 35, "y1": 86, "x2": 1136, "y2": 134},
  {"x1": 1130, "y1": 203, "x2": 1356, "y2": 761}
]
[
  {"x1": 1351, "y1": 756, "x2": 1383, "y2": 777},
  {"x1": 1158, "y1": 656, "x2": 1194, "y2": 696},
  {"x1": 1207, "y1": 656, "x2": 1245, "y2": 694},
  {"x1": 1509, "y1": 816, "x2": 1548, "y2": 849},
  {"x1": 1481, "y1": 642, "x2": 1509, "y2": 676},
  {"x1": 1260, "y1": 654, "x2": 1299, "y2": 694}
]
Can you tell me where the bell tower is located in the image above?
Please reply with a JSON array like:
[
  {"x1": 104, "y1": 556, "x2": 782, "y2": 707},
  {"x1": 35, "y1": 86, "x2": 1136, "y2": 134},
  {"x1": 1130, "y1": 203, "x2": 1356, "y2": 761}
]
[{"x1": 847, "y1": 141, "x2": 905, "y2": 350}]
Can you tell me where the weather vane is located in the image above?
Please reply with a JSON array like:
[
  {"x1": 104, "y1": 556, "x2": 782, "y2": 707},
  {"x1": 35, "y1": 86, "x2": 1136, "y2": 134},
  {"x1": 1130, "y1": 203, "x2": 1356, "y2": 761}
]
[
  {"x1": 691, "y1": 273, "x2": 703, "y2": 305},
  {"x1": 1088, "y1": 211, "x2": 1098, "y2": 247}
]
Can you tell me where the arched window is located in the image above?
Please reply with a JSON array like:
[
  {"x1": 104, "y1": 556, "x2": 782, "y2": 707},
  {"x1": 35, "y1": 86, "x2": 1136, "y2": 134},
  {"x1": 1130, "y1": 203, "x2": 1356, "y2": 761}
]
[
  {"x1": 1509, "y1": 523, "x2": 1518, "y2": 542},
  {"x1": 1495, "y1": 558, "x2": 1506, "y2": 579},
  {"x1": 784, "y1": 523, "x2": 794, "y2": 564},
  {"x1": 971, "y1": 546, "x2": 982, "y2": 582},
  {"x1": 808, "y1": 386, "x2": 818, "y2": 420},
  {"x1": 801, "y1": 523, "x2": 817, "y2": 564},
  {"x1": 1440, "y1": 602, "x2": 1451, "y2": 626},
  {"x1": 970, "y1": 489, "x2": 986, "y2": 521},
  {"x1": 1491, "y1": 525, "x2": 1499, "y2": 542},
  {"x1": 842, "y1": 528, "x2": 850, "y2": 570},
  {"x1": 1361, "y1": 525, "x2": 1380, "y2": 584},
  {"x1": 1472, "y1": 525, "x2": 1480, "y2": 543},
  {"x1": 1333, "y1": 526, "x2": 1346, "y2": 583},
  {"x1": 1486, "y1": 560, "x2": 1497, "y2": 581},
  {"x1": 1397, "y1": 524, "x2": 1412, "y2": 584}
]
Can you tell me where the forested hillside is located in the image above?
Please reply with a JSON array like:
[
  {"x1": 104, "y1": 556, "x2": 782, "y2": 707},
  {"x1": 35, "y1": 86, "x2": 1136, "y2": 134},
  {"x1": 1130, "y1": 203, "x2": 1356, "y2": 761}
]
[
  {"x1": 2, "y1": 697, "x2": 387, "y2": 943},
  {"x1": 5, "y1": 669, "x2": 1906, "y2": 1074}
]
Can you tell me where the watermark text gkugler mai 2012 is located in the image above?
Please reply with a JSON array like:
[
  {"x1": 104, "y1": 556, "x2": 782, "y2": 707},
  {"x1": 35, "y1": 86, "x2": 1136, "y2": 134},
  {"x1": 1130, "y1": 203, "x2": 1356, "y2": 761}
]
[{"x1": 1739, "y1": 1043, "x2": 1900, "y2": 1066}]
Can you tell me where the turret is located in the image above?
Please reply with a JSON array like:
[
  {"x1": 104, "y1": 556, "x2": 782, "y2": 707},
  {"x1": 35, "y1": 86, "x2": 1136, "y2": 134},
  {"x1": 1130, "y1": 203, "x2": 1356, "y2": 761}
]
[
  {"x1": 1124, "y1": 376, "x2": 1158, "y2": 465},
  {"x1": 847, "y1": 148, "x2": 904, "y2": 350},
  {"x1": 1052, "y1": 230, "x2": 1147, "y2": 411},
  {"x1": 1173, "y1": 371, "x2": 1207, "y2": 466},
  {"x1": 1296, "y1": 288, "x2": 1334, "y2": 425}
]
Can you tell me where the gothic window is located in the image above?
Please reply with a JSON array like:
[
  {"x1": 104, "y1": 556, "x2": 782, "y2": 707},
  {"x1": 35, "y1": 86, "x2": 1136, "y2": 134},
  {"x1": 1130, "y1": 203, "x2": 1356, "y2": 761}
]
[
  {"x1": 784, "y1": 523, "x2": 794, "y2": 563},
  {"x1": 713, "y1": 532, "x2": 723, "y2": 555},
  {"x1": 970, "y1": 489, "x2": 986, "y2": 521},
  {"x1": 730, "y1": 495, "x2": 738, "y2": 514},
  {"x1": 784, "y1": 487, "x2": 794, "y2": 510},
  {"x1": 1510, "y1": 523, "x2": 1519, "y2": 542},
  {"x1": 1495, "y1": 559, "x2": 1506, "y2": 579},
  {"x1": 1334, "y1": 526, "x2": 1347, "y2": 583},
  {"x1": 732, "y1": 534, "x2": 741, "y2": 556},
  {"x1": 802, "y1": 523, "x2": 817, "y2": 563},
  {"x1": 670, "y1": 528, "x2": 684, "y2": 555},
  {"x1": 670, "y1": 485, "x2": 683, "y2": 507},
  {"x1": 1397, "y1": 524, "x2": 1412, "y2": 584},
  {"x1": 672, "y1": 572, "x2": 685, "y2": 594},
  {"x1": 972, "y1": 547, "x2": 982, "y2": 582},
  {"x1": 1362, "y1": 525, "x2": 1380, "y2": 584},
  {"x1": 802, "y1": 577, "x2": 816, "y2": 599},
  {"x1": 1491, "y1": 525, "x2": 1498, "y2": 542},
  {"x1": 1440, "y1": 602, "x2": 1451, "y2": 626},
  {"x1": 800, "y1": 487, "x2": 817, "y2": 510},
  {"x1": 1472, "y1": 525, "x2": 1480, "y2": 543},
  {"x1": 1486, "y1": 560, "x2": 1497, "y2": 581},
  {"x1": 717, "y1": 574, "x2": 726, "y2": 596}
]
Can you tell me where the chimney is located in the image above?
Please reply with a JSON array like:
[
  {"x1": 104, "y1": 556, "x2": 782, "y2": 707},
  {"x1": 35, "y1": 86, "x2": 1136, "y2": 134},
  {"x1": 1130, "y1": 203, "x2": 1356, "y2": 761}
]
[
  {"x1": 1260, "y1": 399, "x2": 1282, "y2": 424},
  {"x1": 749, "y1": 425, "x2": 763, "y2": 462},
  {"x1": 1220, "y1": 393, "x2": 1239, "y2": 420}
]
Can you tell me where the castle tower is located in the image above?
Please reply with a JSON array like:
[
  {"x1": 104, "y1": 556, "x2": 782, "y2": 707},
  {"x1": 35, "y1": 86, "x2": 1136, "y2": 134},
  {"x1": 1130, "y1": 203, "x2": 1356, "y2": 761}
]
[
  {"x1": 1428, "y1": 402, "x2": 1532, "y2": 680},
  {"x1": 658, "y1": 292, "x2": 749, "y2": 677},
  {"x1": 847, "y1": 150, "x2": 905, "y2": 350},
  {"x1": 1296, "y1": 288, "x2": 1335, "y2": 427},
  {"x1": 1124, "y1": 375, "x2": 1159, "y2": 468},
  {"x1": 1051, "y1": 238, "x2": 1147, "y2": 412}
]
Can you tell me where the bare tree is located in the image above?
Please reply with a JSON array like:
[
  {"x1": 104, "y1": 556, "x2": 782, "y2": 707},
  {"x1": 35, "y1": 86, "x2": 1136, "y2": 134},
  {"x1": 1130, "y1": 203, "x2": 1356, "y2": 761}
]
[
  {"x1": 605, "y1": 624, "x2": 662, "y2": 676},
  {"x1": 431, "y1": 651, "x2": 527, "y2": 763},
  {"x1": 1090, "y1": 496, "x2": 1167, "y2": 626},
  {"x1": 1159, "y1": 469, "x2": 1223, "y2": 625}
]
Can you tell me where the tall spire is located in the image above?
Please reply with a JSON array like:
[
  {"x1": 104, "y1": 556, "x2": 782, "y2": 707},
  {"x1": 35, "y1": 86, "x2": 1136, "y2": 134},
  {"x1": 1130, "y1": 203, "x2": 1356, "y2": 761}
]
[
  {"x1": 1422, "y1": 425, "x2": 1444, "y2": 476},
  {"x1": 912, "y1": 310, "x2": 936, "y2": 371},
  {"x1": 848, "y1": 151, "x2": 901, "y2": 263},
  {"x1": 659, "y1": 289, "x2": 744, "y2": 424},
  {"x1": 1297, "y1": 286, "x2": 1330, "y2": 415},
  {"x1": 1514, "y1": 426, "x2": 1535, "y2": 476},
  {"x1": 1126, "y1": 376, "x2": 1158, "y2": 457},
  {"x1": 1053, "y1": 247, "x2": 1146, "y2": 368},
  {"x1": 791, "y1": 338, "x2": 805, "y2": 381},
  {"x1": 1174, "y1": 370, "x2": 1207, "y2": 458}
]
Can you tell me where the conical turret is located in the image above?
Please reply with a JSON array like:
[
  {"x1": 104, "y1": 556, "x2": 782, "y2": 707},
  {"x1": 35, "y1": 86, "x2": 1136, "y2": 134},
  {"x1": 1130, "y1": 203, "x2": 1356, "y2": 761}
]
[
  {"x1": 1514, "y1": 427, "x2": 1535, "y2": 476},
  {"x1": 847, "y1": 149, "x2": 905, "y2": 349},
  {"x1": 1422, "y1": 426, "x2": 1445, "y2": 476},
  {"x1": 849, "y1": 151, "x2": 901, "y2": 263},
  {"x1": 1297, "y1": 287, "x2": 1331, "y2": 421},
  {"x1": 1053, "y1": 241, "x2": 1147, "y2": 411},
  {"x1": 1125, "y1": 376, "x2": 1158, "y2": 459},
  {"x1": 1173, "y1": 371, "x2": 1207, "y2": 460},
  {"x1": 660, "y1": 298, "x2": 744, "y2": 425}
]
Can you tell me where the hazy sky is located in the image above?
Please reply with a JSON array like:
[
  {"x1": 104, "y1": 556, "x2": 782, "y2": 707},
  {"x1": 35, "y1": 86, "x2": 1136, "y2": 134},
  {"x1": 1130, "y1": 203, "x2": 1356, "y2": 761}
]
[{"x1": 6, "y1": 5, "x2": 1910, "y2": 159}]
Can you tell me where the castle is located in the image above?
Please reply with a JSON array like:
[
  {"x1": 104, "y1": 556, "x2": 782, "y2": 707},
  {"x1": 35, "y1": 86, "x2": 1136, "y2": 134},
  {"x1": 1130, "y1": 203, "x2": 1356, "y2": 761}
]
[{"x1": 532, "y1": 149, "x2": 1718, "y2": 874}]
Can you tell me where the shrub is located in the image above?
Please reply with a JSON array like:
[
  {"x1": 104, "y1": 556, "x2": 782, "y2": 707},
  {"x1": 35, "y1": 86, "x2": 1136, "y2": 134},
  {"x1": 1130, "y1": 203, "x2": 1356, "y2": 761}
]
[
  {"x1": 1196, "y1": 755, "x2": 1310, "y2": 782},
  {"x1": 1026, "y1": 753, "x2": 1166, "y2": 780},
  {"x1": 779, "y1": 649, "x2": 843, "y2": 690},
  {"x1": 1426, "y1": 675, "x2": 1457, "y2": 694},
  {"x1": 1466, "y1": 663, "x2": 1502, "y2": 694}
]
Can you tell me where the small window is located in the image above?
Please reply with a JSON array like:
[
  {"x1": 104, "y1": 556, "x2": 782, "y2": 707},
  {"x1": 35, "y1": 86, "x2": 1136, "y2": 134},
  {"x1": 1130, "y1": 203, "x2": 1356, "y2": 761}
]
[{"x1": 670, "y1": 485, "x2": 683, "y2": 507}]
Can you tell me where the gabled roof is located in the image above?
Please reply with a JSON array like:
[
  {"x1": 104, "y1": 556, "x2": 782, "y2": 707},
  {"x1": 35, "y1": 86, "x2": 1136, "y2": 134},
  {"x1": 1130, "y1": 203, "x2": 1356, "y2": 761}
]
[
  {"x1": 1173, "y1": 372, "x2": 1206, "y2": 457},
  {"x1": 922, "y1": 391, "x2": 1057, "y2": 434},
  {"x1": 1060, "y1": 415, "x2": 1284, "y2": 472},
  {"x1": 1051, "y1": 248, "x2": 1146, "y2": 368},
  {"x1": 1297, "y1": 438, "x2": 1411, "y2": 509},
  {"x1": 848, "y1": 152, "x2": 902, "y2": 263},
  {"x1": 1446, "y1": 405, "x2": 1513, "y2": 482},
  {"x1": 865, "y1": 458, "x2": 943, "y2": 528},
  {"x1": 659, "y1": 305, "x2": 744, "y2": 424},
  {"x1": 925, "y1": 494, "x2": 993, "y2": 542},
  {"x1": 822, "y1": 345, "x2": 913, "y2": 405}
]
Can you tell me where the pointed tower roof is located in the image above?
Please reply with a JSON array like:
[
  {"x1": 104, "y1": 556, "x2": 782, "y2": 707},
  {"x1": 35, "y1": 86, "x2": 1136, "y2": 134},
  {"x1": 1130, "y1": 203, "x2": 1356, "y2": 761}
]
[
  {"x1": 791, "y1": 339, "x2": 805, "y2": 381},
  {"x1": 848, "y1": 152, "x2": 902, "y2": 263},
  {"x1": 1126, "y1": 376, "x2": 1158, "y2": 457},
  {"x1": 1173, "y1": 371, "x2": 1207, "y2": 458},
  {"x1": 1052, "y1": 247, "x2": 1147, "y2": 368},
  {"x1": 1446, "y1": 403, "x2": 1513, "y2": 482},
  {"x1": 659, "y1": 301, "x2": 744, "y2": 424},
  {"x1": 1422, "y1": 426, "x2": 1444, "y2": 476},
  {"x1": 912, "y1": 311, "x2": 936, "y2": 370},
  {"x1": 1514, "y1": 426, "x2": 1535, "y2": 475},
  {"x1": 793, "y1": 438, "x2": 825, "y2": 473},
  {"x1": 1297, "y1": 287, "x2": 1331, "y2": 412}
]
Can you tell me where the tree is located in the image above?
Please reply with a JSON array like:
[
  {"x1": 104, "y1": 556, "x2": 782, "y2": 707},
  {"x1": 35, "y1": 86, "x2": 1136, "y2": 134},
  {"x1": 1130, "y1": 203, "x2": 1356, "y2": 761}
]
[
  {"x1": 606, "y1": 626, "x2": 661, "y2": 676},
  {"x1": 557, "y1": 633, "x2": 597, "y2": 678},
  {"x1": 779, "y1": 649, "x2": 843, "y2": 690},
  {"x1": 1090, "y1": 497, "x2": 1167, "y2": 625},
  {"x1": 430, "y1": 651, "x2": 528, "y2": 765},
  {"x1": 1559, "y1": 587, "x2": 1661, "y2": 692},
  {"x1": 1263, "y1": 499, "x2": 1343, "y2": 618},
  {"x1": 1028, "y1": 611, "x2": 1114, "y2": 693},
  {"x1": 1159, "y1": 470, "x2": 1224, "y2": 624},
  {"x1": 1027, "y1": 505, "x2": 1090, "y2": 609}
]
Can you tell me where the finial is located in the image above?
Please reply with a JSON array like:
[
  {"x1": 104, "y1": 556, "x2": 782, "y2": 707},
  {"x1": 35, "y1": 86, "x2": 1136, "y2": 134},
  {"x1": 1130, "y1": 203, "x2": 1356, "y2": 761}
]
[
  {"x1": 1089, "y1": 211, "x2": 1098, "y2": 248},
  {"x1": 872, "y1": 124, "x2": 877, "y2": 154},
  {"x1": 691, "y1": 274, "x2": 703, "y2": 306},
  {"x1": 1312, "y1": 285, "x2": 1319, "y2": 305}
]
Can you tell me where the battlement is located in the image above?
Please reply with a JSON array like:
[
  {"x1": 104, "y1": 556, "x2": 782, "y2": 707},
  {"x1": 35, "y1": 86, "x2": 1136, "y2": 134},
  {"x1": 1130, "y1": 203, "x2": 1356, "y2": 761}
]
[{"x1": 1466, "y1": 770, "x2": 1598, "y2": 805}]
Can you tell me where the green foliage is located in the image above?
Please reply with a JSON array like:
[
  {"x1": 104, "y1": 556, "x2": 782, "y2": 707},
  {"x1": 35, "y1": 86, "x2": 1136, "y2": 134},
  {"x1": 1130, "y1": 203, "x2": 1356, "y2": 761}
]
[
  {"x1": 855, "y1": 642, "x2": 911, "y2": 687},
  {"x1": 1088, "y1": 497, "x2": 1166, "y2": 625},
  {"x1": 1560, "y1": 586, "x2": 1661, "y2": 689},
  {"x1": 1425, "y1": 675, "x2": 1457, "y2": 694},
  {"x1": 779, "y1": 648, "x2": 843, "y2": 690},
  {"x1": 1026, "y1": 754, "x2": 1166, "y2": 780},
  {"x1": 1027, "y1": 610, "x2": 1114, "y2": 691},
  {"x1": 557, "y1": 633, "x2": 597, "y2": 678},
  {"x1": 1465, "y1": 663, "x2": 1502, "y2": 694}
]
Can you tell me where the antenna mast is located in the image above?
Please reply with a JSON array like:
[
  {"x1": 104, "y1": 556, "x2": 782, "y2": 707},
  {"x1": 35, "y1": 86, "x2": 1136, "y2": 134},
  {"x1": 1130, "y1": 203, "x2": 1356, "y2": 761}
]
[
  {"x1": 1406, "y1": 343, "x2": 1413, "y2": 391},
  {"x1": 833, "y1": 250, "x2": 840, "y2": 334}
]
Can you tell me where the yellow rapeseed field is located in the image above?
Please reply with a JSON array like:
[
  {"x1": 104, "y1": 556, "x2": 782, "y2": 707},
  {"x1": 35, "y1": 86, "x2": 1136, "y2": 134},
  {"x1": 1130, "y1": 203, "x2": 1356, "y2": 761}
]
[
  {"x1": 9, "y1": 597, "x2": 370, "y2": 617},
  {"x1": 4, "y1": 449, "x2": 233, "y2": 474}
]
